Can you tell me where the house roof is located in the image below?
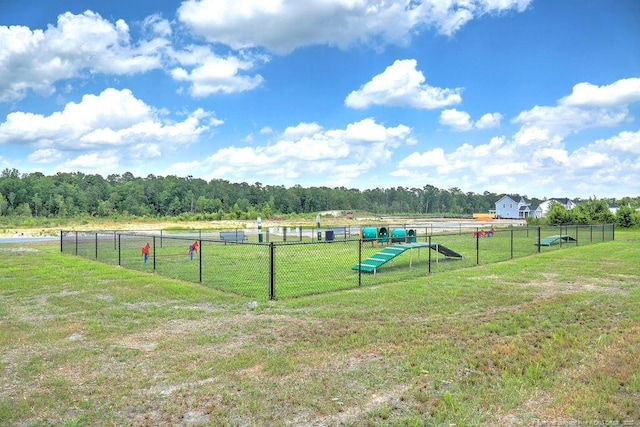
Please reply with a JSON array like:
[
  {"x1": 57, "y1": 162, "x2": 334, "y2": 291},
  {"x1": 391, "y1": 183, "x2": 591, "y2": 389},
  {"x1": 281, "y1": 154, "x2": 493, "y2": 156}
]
[
  {"x1": 496, "y1": 194, "x2": 528, "y2": 204},
  {"x1": 550, "y1": 197, "x2": 575, "y2": 205}
]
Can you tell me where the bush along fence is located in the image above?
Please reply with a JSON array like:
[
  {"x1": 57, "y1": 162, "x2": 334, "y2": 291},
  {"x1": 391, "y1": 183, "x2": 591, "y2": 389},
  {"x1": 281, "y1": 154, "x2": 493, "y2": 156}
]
[{"x1": 60, "y1": 223, "x2": 615, "y2": 301}]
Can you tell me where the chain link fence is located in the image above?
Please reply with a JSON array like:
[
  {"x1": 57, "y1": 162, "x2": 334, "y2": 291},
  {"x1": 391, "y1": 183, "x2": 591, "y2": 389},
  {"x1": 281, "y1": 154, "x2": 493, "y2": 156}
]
[{"x1": 60, "y1": 223, "x2": 615, "y2": 300}]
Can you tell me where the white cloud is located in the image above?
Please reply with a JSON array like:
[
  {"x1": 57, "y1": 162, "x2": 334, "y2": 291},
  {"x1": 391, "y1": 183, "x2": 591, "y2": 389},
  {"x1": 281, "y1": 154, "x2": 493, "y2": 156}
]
[
  {"x1": 513, "y1": 77, "x2": 640, "y2": 139},
  {"x1": 513, "y1": 105, "x2": 629, "y2": 136},
  {"x1": 283, "y1": 122, "x2": 324, "y2": 137},
  {"x1": 589, "y1": 129, "x2": 640, "y2": 154},
  {"x1": 260, "y1": 126, "x2": 274, "y2": 134},
  {"x1": 439, "y1": 109, "x2": 473, "y2": 131},
  {"x1": 475, "y1": 112, "x2": 503, "y2": 129},
  {"x1": 560, "y1": 78, "x2": 640, "y2": 108},
  {"x1": 142, "y1": 13, "x2": 172, "y2": 38},
  {"x1": 394, "y1": 78, "x2": 640, "y2": 197},
  {"x1": 178, "y1": 0, "x2": 533, "y2": 54},
  {"x1": 192, "y1": 118, "x2": 413, "y2": 185},
  {"x1": 170, "y1": 52, "x2": 266, "y2": 96},
  {"x1": 345, "y1": 59, "x2": 462, "y2": 109},
  {"x1": 27, "y1": 149, "x2": 64, "y2": 164},
  {"x1": 0, "y1": 89, "x2": 216, "y2": 170},
  {"x1": 0, "y1": 11, "x2": 168, "y2": 102},
  {"x1": 0, "y1": 10, "x2": 267, "y2": 102},
  {"x1": 58, "y1": 151, "x2": 121, "y2": 173},
  {"x1": 439, "y1": 109, "x2": 502, "y2": 131}
]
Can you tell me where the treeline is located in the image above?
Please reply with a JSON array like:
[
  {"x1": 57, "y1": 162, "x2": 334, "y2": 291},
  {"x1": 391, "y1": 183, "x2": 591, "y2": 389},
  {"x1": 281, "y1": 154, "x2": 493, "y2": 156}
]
[
  {"x1": 1, "y1": 168, "x2": 639, "y2": 226},
  {"x1": 0, "y1": 168, "x2": 504, "y2": 220}
]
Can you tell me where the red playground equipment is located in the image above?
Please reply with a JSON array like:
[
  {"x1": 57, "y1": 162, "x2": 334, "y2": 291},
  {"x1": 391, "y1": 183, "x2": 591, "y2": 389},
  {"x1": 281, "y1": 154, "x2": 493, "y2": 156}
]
[
  {"x1": 189, "y1": 241, "x2": 199, "y2": 260},
  {"x1": 473, "y1": 227, "x2": 495, "y2": 238},
  {"x1": 141, "y1": 242, "x2": 150, "y2": 264}
]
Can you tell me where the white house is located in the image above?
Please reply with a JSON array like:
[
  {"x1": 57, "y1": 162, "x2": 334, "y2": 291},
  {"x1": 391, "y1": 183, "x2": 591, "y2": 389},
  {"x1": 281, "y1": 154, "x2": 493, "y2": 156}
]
[
  {"x1": 495, "y1": 195, "x2": 531, "y2": 219},
  {"x1": 539, "y1": 198, "x2": 577, "y2": 216},
  {"x1": 528, "y1": 204, "x2": 543, "y2": 219}
]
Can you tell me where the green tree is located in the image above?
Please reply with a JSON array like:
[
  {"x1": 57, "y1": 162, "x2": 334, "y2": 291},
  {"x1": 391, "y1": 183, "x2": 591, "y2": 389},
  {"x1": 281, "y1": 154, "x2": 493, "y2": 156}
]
[
  {"x1": 32, "y1": 193, "x2": 41, "y2": 217},
  {"x1": 0, "y1": 193, "x2": 8, "y2": 216},
  {"x1": 15, "y1": 202, "x2": 32, "y2": 217},
  {"x1": 573, "y1": 199, "x2": 615, "y2": 224},
  {"x1": 615, "y1": 204, "x2": 637, "y2": 228},
  {"x1": 546, "y1": 203, "x2": 574, "y2": 225}
]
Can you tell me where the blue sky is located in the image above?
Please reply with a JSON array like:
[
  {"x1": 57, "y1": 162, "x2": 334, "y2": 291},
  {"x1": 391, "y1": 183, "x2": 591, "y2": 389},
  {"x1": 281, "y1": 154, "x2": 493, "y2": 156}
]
[{"x1": 1, "y1": 0, "x2": 639, "y2": 199}]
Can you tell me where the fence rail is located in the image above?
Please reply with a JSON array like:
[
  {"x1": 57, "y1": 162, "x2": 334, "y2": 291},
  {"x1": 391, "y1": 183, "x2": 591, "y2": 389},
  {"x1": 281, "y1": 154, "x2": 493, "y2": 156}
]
[{"x1": 60, "y1": 223, "x2": 615, "y2": 300}]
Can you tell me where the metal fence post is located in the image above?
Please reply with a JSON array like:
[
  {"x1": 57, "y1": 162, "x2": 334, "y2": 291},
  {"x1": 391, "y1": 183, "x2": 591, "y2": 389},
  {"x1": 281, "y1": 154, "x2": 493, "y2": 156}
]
[
  {"x1": 476, "y1": 229, "x2": 480, "y2": 265},
  {"x1": 95, "y1": 233, "x2": 98, "y2": 259},
  {"x1": 269, "y1": 242, "x2": 276, "y2": 300},
  {"x1": 358, "y1": 239, "x2": 362, "y2": 287},
  {"x1": 60, "y1": 230, "x2": 63, "y2": 253},
  {"x1": 118, "y1": 234, "x2": 121, "y2": 266},
  {"x1": 510, "y1": 229, "x2": 514, "y2": 259},
  {"x1": 537, "y1": 227, "x2": 541, "y2": 252},
  {"x1": 199, "y1": 239, "x2": 203, "y2": 283},
  {"x1": 75, "y1": 231, "x2": 78, "y2": 255},
  {"x1": 152, "y1": 236, "x2": 156, "y2": 271},
  {"x1": 428, "y1": 235, "x2": 432, "y2": 274}
]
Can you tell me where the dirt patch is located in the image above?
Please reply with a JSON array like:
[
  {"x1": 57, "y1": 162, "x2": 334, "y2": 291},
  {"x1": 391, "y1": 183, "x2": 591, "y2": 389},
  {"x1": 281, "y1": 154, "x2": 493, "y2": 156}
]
[
  {"x1": 0, "y1": 247, "x2": 40, "y2": 253},
  {"x1": 294, "y1": 383, "x2": 411, "y2": 426}
]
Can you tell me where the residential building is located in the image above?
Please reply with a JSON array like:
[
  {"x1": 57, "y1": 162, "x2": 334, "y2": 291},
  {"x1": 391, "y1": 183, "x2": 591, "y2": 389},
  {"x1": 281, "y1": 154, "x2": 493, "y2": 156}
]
[
  {"x1": 539, "y1": 198, "x2": 577, "y2": 216},
  {"x1": 495, "y1": 195, "x2": 531, "y2": 219}
]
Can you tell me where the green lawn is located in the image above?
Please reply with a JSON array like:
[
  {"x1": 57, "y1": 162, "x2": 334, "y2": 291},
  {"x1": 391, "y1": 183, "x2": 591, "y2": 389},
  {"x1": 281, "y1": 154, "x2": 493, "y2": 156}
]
[
  {"x1": 61, "y1": 224, "x2": 614, "y2": 300},
  {"x1": 63, "y1": 227, "x2": 613, "y2": 301},
  {"x1": 2, "y1": 228, "x2": 636, "y2": 425}
]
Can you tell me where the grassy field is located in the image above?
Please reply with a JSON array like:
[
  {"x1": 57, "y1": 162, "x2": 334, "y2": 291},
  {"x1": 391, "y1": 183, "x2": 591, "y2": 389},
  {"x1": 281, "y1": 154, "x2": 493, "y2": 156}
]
[{"x1": 1, "y1": 229, "x2": 639, "y2": 426}]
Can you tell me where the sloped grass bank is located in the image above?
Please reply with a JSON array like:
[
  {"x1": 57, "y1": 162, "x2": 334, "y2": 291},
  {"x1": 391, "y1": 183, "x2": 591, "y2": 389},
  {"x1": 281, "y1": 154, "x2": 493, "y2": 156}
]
[{"x1": 1, "y1": 232, "x2": 639, "y2": 425}]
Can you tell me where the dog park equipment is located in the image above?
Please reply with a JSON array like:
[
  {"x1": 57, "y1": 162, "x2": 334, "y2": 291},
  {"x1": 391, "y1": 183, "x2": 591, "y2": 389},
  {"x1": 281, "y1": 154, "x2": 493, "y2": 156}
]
[
  {"x1": 219, "y1": 231, "x2": 248, "y2": 243},
  {"x1": 391, "y1": 228, "x2": 417, "y2": 243},
  {"x1": 352, "y1": 242, "x2": 463, "y2": 274},
  {"x1": 536, "y1": 234, "x2": 577, "y2": 246},
  {"x1": 361, "y1": 226, "x2": 389, "y2": 244}
]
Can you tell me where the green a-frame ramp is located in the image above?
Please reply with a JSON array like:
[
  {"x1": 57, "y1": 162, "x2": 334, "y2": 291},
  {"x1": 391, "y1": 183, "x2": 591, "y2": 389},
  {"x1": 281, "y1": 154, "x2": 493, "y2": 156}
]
[
  {"x1": 352, "y1": 242, "x2": 463, "y2": 274},
  {"x1": 536, "y1": 234, "x2": 577, "y2": 246}
]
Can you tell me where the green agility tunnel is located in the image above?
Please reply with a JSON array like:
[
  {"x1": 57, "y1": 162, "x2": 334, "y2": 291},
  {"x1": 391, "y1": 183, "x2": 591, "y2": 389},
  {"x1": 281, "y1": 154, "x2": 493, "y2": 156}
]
[
  {"x1": 391, "y1": 228, "x2": 416, "y2": 243},
  {"x1": 362, "y1": 226, "x2": 389, "y2": 243}
]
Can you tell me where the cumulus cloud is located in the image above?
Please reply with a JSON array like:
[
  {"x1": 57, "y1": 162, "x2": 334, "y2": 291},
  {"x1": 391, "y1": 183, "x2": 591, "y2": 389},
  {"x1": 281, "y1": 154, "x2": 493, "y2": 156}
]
[
  {"x1": 394, "y1": 77, "x2": 640, "y2": 197},
  {"x1": 559, "y1": 78, "x2": 640, "y2": 108},
  {"x1": 58, "y1": 151, "x2": 122, "y2": 173},
  {"x1": 185, "y1": 118, "x2": 413, "y2": 186},
  {"x1": 0, "y1": 88, "x2": 217, "y2": 169},
  {"x1": 27, "y1": 149, "x2": 65, "y2": 164},
  {"x1": 0, "y1": 11, "x2": 168, "y2": 102},
  {"x1": 177, "y1": 0, "x2": 533, "y2": 53},
  {"x1": 345, "y1": 59, "x2": 462, "y2": 109},
  {"x1": 0, "y1": 10, "x2": 267, "y2": 102},
  {"x1": 512, "y1": 77, "x2": 640, "y2": 139},
  {"x1": 439, "y1": 109, "x2": 473, "y2": 131},
  {"x1": 475, "y1": 112, "x2": 503, "y2": 129},
  {"x1": 170, "y1": 53, "x2": 266, "y2": 96},
  {"x1": 439, "y1": 109, "x2": 502, "y2": 131}
]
